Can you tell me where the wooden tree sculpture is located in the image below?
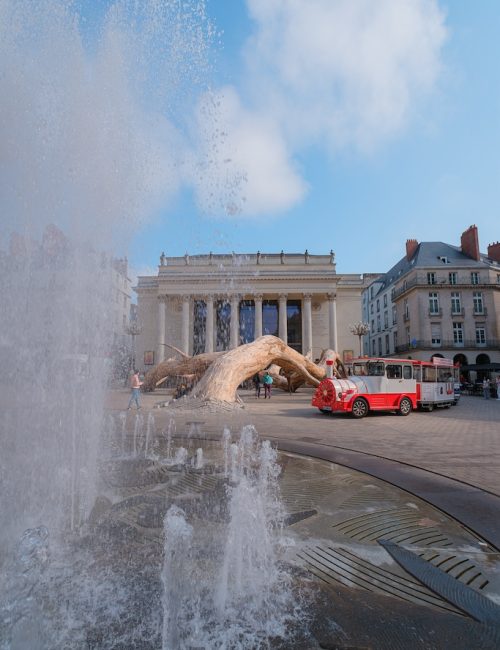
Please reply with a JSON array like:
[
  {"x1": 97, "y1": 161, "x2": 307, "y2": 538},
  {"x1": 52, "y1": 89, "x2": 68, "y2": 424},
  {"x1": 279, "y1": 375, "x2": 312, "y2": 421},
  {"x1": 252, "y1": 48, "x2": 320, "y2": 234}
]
[{"x1": 143, "y1": 335, "x2": 346, "y2": 405}]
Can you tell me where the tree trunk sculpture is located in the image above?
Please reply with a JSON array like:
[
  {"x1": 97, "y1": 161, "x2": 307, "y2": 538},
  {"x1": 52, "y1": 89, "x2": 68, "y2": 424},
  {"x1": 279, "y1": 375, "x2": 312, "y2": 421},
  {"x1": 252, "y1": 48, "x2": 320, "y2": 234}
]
[{"x1": 192, "y1": 335, "x2": 339, "y2": 403}]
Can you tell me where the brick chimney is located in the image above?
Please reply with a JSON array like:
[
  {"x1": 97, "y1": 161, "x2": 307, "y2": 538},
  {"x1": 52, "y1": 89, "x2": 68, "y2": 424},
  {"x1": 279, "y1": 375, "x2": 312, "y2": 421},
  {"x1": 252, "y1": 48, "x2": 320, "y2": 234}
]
[
  {"x1": 406, "y1": 239, "x2": 418, "y2": 260},
  {"x1": 487, "y1": 242, "x2": 500, "y2": 263},
  {"x1": 460, "y1": 225, "x2": 480, "y2": 261}
]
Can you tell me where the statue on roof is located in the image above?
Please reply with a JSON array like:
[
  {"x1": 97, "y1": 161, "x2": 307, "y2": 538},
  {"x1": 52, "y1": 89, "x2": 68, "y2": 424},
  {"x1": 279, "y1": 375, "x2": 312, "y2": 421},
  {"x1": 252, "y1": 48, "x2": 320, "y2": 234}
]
[{"x1": 160, "y1": 251, "x2": 166, "y2": 266}]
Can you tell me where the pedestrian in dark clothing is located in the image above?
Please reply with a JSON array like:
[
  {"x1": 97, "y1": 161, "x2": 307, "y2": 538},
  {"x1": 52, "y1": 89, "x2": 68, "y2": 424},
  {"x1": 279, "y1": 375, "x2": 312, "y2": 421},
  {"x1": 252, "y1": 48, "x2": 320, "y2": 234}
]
[{"x1": 253, "y1": 373, "x2": 261, "y2": 398}]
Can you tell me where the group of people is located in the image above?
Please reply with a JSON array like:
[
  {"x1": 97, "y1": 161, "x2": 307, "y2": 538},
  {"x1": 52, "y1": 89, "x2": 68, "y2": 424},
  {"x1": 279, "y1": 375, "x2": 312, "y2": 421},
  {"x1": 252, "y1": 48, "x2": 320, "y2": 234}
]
[
  {"x1": 482, "y1": 376, "x2": 500, "y2": 400},
  {"x1": 252, "y1": 371, "x2": 273, "y2": 399}
]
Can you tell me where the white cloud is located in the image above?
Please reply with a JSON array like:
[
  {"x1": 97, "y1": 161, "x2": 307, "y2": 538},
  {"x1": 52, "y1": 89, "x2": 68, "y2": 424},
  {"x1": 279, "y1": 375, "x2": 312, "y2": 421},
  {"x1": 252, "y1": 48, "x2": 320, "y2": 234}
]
[
  {"x1": 186, "y1": 0, "x2": 448, "y2": 218},
  {"x1": 190, "y1": 87, "x2": 307, "y2": 217},
  {"x1": 243, "y1": 0, "x2": 448, "y2": 151}
]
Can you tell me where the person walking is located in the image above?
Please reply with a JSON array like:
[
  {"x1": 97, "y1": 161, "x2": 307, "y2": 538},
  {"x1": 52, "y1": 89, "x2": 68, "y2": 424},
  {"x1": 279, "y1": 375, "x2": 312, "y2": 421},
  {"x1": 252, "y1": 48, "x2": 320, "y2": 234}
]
[
  {"x1": 482, "y1": 377, "x2": 490, "y2": 400},
  {"x1": 263, "y1": 371, "x2": 273, "y2": 399},
  {"x1": 252, "y1": 373, "x2": 262, "y2": 398},
  {"x1": 128, "y1": 370, "x2": 143, "y2": 410}
]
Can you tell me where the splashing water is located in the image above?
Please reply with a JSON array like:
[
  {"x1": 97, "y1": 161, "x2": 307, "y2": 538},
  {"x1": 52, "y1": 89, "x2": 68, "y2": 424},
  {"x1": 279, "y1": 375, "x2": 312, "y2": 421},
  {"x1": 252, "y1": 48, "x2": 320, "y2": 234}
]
[
  {"x1": 160, "y1": 426, "x2": 298, "y2": 649},
  {"x1": 144, "y1": 412, "x2": 155, "y2": 458}
]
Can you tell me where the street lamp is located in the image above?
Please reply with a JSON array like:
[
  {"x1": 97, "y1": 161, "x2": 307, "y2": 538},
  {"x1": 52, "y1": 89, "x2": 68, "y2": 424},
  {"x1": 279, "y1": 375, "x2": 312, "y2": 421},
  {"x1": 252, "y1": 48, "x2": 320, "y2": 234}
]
[
  {"x1": 125, "y1": 322, "x2": 142, "y2": 371},
  {"x1": 349, "y1": 321, "x2": 370, "y2": 357}
]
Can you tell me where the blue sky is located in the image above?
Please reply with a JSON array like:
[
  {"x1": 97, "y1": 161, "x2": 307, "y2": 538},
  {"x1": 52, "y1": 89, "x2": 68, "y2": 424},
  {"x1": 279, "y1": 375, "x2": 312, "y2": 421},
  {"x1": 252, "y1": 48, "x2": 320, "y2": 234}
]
[
  {"x1": 127, "y1": 0, "x2": 499, "y2": 277},
  {"x1": 1, "y1": 1, "x2": 497, "y2": 277}
]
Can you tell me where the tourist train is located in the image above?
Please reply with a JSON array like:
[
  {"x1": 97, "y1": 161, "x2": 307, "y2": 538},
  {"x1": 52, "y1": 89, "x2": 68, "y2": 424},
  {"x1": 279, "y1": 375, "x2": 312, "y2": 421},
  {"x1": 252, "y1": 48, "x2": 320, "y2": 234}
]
[{"x1": 312, "y1": 356, "x2": 458, "y2": 418}]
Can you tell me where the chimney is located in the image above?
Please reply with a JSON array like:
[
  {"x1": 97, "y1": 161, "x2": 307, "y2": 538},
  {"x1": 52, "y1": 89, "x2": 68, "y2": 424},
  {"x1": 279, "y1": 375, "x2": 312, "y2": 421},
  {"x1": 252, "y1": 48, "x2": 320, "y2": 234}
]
[
  {"x1": 460, "y1": 225, "x2": 480, "y2": 261},
  {"x1": 406, "y1": 239, "x2": 418, "y2": 260},
  {"x1": 487, "y1": 242, "x2": 500, "y2": 263}
]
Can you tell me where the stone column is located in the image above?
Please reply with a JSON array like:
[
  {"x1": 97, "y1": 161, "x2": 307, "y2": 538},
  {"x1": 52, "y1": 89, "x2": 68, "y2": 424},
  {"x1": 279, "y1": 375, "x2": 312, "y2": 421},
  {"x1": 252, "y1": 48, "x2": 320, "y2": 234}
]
[
  {"x1": 230, "y1": 295, "x2": 240, "y2": 349},
  {"x1": 327, "y1": 292, "x2": 338, "y2": 351},
  {"x1": 254, "y1": 293, "x2": 263, "y2": 339},
  {"x1": 181, "y1": 295, "x2": 190, "y2": 355},
  {"x1": 303, "y1": 293, "x2": 313, "y2": 356},
  {"x1": 278, "y1": 293, "x2": 288, "y2": 344},
  {"x1": 205, "y1": 295, "x2": 214, "y2": 353},
  {"x1": 157, "y1": 297, "x2": 166, "y2": 364}
]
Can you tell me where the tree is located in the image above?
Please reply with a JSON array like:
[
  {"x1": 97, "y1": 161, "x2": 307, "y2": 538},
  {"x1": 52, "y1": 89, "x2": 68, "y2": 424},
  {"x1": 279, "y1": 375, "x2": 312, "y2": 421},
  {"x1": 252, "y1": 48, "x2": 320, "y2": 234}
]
[{"x1": 349, "y1": 322, "x2": 370, "y2": 357}]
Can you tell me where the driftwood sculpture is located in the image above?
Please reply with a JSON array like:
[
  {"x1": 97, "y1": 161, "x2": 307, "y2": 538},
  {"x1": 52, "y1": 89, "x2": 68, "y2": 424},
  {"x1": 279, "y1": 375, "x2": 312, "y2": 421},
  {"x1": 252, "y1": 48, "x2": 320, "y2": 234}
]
[{"x1": 144, "y1": 335, "x2": 345, "y2": 405}]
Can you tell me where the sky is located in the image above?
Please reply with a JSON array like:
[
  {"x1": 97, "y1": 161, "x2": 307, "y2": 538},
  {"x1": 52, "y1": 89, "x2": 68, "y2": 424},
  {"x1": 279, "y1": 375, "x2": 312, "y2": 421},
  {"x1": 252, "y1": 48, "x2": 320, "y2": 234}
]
[
  {"x1": 127, "y1": 0, "x2": 499, "y2": 279},
  {"x1": 1, "y1": 1, "x2": 498, "y2": 279}
]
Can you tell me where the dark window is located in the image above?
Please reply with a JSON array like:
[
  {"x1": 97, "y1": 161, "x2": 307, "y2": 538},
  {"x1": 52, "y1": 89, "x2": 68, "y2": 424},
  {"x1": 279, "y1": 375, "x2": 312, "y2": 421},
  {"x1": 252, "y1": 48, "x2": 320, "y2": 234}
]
[
  {"x1": 386, "y1": 364, "x2": 402, "y2": 379},
  {"x1": 287, "y1": 300, "x2": 302, "y2": 353},
  {"x1": 262, "y1": 300, "x2": 278, "y2": 336},
  {"x1": 193, "y1": 300, "x2": 207, "y2": 355},
  {"x1": 239, "y1": 301, "x2": 255, "y2": 344}
]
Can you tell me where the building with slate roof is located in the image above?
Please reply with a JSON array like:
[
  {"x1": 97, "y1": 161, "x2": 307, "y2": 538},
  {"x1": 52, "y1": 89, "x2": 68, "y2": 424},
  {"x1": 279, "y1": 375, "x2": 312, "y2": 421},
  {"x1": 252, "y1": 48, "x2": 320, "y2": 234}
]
[{"x1": 363, "y1": 226, "x2": 500, "y2": 378}]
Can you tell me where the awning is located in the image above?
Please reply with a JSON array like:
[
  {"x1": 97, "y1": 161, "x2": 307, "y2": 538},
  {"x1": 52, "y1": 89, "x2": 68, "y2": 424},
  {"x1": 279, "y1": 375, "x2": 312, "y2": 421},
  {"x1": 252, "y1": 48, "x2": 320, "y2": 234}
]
[{"x1": 460, "y1": 363, "x2": 500, "y2": 371}]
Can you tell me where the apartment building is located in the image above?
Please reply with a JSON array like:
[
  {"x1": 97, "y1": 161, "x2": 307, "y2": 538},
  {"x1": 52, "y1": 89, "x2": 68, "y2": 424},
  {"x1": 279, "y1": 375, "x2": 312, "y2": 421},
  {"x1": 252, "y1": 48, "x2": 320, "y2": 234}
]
[{"x1": 364, "y1": 226, "x2": 500, "y2": 373}]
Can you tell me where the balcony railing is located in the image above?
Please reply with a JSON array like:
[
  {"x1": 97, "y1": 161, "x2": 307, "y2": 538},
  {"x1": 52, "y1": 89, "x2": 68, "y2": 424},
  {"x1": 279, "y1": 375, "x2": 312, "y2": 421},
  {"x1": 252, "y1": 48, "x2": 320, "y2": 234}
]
[
  {"x1": 391, "y1": 274, "x2": 495, "y2": 300},
  {"x1": 450, "y1": 307, "x2": 464, "y2": 316},
  {"x1": 395, "y1": 339, "x2": 500, "y2": 353}
]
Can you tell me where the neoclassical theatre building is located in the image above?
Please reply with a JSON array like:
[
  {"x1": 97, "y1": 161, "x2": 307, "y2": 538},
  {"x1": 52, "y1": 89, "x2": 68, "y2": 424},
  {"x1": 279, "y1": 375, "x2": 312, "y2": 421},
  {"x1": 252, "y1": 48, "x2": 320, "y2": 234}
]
[{"x1": 134, "y1": 251, "x2": 374, "y2": 370}]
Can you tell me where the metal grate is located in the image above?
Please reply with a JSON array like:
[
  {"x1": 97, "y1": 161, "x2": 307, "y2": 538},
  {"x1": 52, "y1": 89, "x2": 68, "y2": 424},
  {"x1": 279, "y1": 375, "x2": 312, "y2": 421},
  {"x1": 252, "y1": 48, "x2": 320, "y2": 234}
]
[
  {"x1": 333, "y1": 508, "x2": 452, "y2": 546},
  {"x1": 417, "y1": 550, "x2": 490, "y2": 591},
  {"x1": 297, "y1": 545, "x2": 463, "y2": 615}
]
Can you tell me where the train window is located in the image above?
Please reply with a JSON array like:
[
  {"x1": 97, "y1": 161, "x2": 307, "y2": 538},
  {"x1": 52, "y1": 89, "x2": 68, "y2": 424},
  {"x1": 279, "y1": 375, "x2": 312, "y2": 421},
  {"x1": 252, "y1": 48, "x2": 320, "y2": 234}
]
[
  {"x1": 403, "y1": 365, "x2": 412, "y2": 379},
  {"x1": 353, "y1": 363, "x2": 367, "y2": 376},
  {"x1": 422, "y1": 366, "x2": 437, "y2": 382},
  {"x1": 367, "y1": 361, "x2": 385, "y2": 376},
  {"x1": 386, "y1": 364, "x2": 402, "y2": 379},
  {"x1": 413, "y1": 365, "x2": 421, "y2": 381}
]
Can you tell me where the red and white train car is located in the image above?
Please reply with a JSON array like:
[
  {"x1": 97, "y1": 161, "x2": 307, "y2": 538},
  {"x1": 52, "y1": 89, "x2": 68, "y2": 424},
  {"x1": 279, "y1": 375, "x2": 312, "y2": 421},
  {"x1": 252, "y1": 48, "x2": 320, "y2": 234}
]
[{"x1": 312, "y1": 357, "x2": 457, "y2": 418}]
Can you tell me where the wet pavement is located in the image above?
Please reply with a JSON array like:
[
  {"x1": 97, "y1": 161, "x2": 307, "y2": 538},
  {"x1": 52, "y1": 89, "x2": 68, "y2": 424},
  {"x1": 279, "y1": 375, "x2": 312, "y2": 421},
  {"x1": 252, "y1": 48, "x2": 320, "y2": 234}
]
[{"x1": 104, "y1": 387, "x2": 500, "y2": 648}]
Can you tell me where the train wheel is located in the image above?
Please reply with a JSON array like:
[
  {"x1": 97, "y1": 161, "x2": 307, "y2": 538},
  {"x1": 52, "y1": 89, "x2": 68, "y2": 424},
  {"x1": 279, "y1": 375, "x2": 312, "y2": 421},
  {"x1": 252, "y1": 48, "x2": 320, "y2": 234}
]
[
  {"x1": 398, "y1": 397, "x2": 412, "y2": 416},
  {"x1": 427, "y1": 404, "x2": 434, "y2": 412},
  {"x1": 351, "y1": 398, "x2": 368, "y2": 419},
  {"x1": 320, "y1": 409, "x2": 331, "y2": 415}
]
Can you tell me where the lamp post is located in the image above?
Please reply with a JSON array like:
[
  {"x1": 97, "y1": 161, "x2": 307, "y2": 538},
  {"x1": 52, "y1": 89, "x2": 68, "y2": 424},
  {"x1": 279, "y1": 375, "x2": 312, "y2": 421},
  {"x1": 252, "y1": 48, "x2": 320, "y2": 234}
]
[
  {"x1": 125, "y1": 322, "x2": 142, "y2": 372},
  {"x1": 349, "y1": 321, "x2": 370, "y2": 357}
]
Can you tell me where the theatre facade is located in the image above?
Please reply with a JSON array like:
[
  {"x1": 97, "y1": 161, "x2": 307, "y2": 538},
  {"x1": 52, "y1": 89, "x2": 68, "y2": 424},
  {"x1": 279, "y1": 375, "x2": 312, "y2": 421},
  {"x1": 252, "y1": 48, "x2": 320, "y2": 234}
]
[{"x1": 134, "y1": 251, "x2": 373, "y2": 370}]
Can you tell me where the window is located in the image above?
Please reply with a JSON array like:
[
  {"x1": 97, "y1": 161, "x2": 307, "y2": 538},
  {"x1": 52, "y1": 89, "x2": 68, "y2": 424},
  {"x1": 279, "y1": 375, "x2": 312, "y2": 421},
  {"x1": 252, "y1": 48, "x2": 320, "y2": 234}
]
[
  {"x1": 371, "y1": 340, "x2": 376, "y2": 355},
  {"x1": 392, "y1": 306, "x2": 397, "y2": 325},
  {"x1": 393, "y1": 331, "x2": 398, "y2": 350},
  {"x1": 370, "y1": 287, "x2": 374, "y2": 299},
  {"x1": 406, "y1": 326, "x2": 410, "y2": 344},
  {"x1": 453, "y1": 322, "x2": 464, "y2": 346},
  {"x1": 385, "y1": 334, "x2": 390, "y2": 355},
  {"x1": 475, "y1": 327, "x2": 486, "y2": 346},
  {"x1": 427, "y1": 272, "x2": 436, "y2": 285},
  {"x1": 428, "y1": 292, "x2": 439, "y2": 314},
  {"x1": 471, "y1": 272, "x2": 479, "y2": 285},
  {"x1": 449, "y1": 272, "x2": 457, "y2": 285},
  {"x1": 403, "y1": 365, "x2": 412, "y2": 380},
  {"x1": 367, "y1": 361, "x2": 385, "y2": 376},
  {"x1": 431, "y1": 323, "x2": 441, "y2": 347},
  {"x1": 386, "y1": 364, "x2": 402, "y2": 379},
  {"x1": 497, "y1": 274, "x2": 500, "y2": 284},
  {"x1": 377, "y1": 315, "x2": 381, "y2": 332},
  {"x1": 383, "y1": 295, "x2": 387, "y2": 308},
  {"x1": 378, "y1": 338, "x2": 382, "y2": 356},
  {"x1": 384, "y1": 312, "x2": 388, "y2": 329},
  {"x1": 473, "y1": 291, "x2": 484, "y2": 314},
  {"x1": 370, "y1": 303, "x2": 373, "y2": 314},
  {"x1": 371, "y1": 319, "x2": 375, "y2": 333},
  {"x1": 376, "y1": 299, "x2": 380, "y2": 312},
  {"x1": 451, "y1": 292, "x2": 461, "y2": 314},
  {"x1": 404, "y1": 299, "x2": 409, "y2": 319}
]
